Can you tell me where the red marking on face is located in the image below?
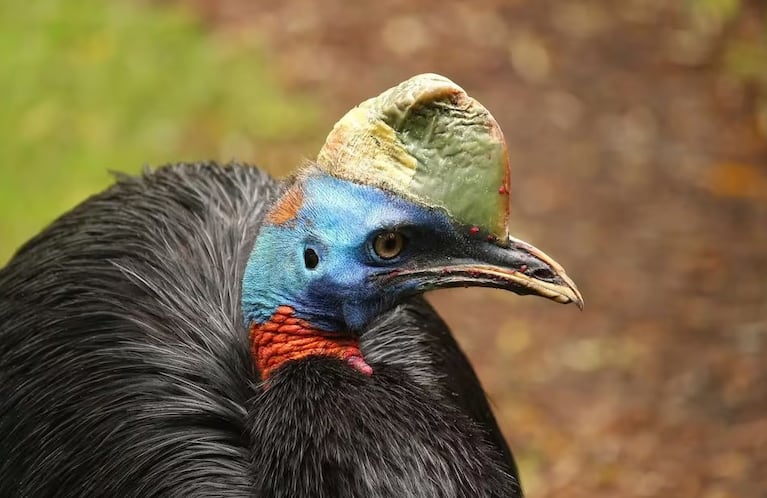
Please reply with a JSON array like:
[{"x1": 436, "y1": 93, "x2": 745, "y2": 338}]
[
  {"x1": 469, "y1": 226, "x2": 480, "y2": 235},
  {"x1": 498, "y1": 185, "x2": 509, "y2": 195},
  {"x1": 250, "y1": 306, "x2": 372, "y2": 381},
  {"x1": 266, "y1": 186, "x2": 304, "y2": 226}
]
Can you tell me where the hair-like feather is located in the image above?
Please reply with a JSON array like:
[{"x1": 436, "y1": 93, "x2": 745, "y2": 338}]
[{"x1": 0, "y1": 162, "x2": 520, "y2": 497}]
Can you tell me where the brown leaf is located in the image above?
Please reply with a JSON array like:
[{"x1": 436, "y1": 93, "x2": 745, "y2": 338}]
[{"x1": 705, "y1": 163, "x2": 767, "y2": 200}]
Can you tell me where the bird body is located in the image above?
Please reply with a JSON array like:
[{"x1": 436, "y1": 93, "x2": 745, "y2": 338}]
[
  {"x1": 0, "y1": 163, "x2": 520, "y2": 496},
  {"x1": 0, "y1": 74, "x2": 580, "y2": 497}
]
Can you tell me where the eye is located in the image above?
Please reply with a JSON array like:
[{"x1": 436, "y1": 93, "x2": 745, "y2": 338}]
[
  {"x1": 304, "y1": 248, "x2": 319, "y2": 269},
  {"x1": 373, "y1": 231, "x2": 407, "y2": 260}
]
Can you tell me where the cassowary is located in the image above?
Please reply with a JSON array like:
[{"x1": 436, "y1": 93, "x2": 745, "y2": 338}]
[{"x1": 0, "y1": 74, "x2": 581, "y2": 497}]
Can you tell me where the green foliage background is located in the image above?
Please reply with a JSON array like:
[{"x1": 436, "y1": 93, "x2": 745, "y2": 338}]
[{"x1": 0, "y1": 0, "x2": 318, "y2": 263}]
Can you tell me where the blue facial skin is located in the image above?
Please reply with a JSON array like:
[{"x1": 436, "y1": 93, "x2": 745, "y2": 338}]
[{"x1": 242, "y1": 173, "x2": 457, "y2": 333}]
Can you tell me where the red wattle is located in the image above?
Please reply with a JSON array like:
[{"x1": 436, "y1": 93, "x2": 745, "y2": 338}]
[{"x1": 250, "y1": 305, "x2": 373, "y2": 380}]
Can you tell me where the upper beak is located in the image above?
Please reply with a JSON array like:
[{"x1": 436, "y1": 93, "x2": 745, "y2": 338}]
[{"x1": 377, "y1": 235, "x2": 583, "y2": 309}]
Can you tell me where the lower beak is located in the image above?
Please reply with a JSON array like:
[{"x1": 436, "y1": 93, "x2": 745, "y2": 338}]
[{"x1": 378, "y1": 235, "x2": 583, "y2": 309}]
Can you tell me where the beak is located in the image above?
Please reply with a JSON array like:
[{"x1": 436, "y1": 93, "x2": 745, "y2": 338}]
[{"x1": 377, "y1": 235, "x2": 583, "y2": 309}]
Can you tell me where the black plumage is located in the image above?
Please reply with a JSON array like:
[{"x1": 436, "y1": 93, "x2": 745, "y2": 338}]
[{"x1": 0, "y1": 163, "x2": 521, "y2": 497}]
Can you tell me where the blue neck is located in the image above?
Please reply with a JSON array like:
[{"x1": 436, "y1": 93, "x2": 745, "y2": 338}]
[
  {"x1": 241, "y1": 174, "x2": 386, "y2": 331},
  {"x1": 241, "y1": 172, "x2": 453, "y2": 332}
]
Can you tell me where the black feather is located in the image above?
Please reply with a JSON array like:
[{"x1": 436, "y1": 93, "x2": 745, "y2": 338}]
[{"x1": 0, "y1": 162, "x2": 521, "y2": 497}]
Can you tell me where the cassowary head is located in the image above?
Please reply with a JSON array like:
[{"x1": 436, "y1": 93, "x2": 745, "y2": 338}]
[{"x1": 242, "y1": 74, "x2": 582, "y2": 379}]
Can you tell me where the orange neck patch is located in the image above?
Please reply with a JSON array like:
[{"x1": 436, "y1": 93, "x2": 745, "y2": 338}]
[{"x1": 250, "y1": 305, "x2": 373, "y2": 380}]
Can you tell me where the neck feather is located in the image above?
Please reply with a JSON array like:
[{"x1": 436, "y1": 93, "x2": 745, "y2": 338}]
[{"x1": 250, "y1": 305, "x2": 373, "y2": 380}]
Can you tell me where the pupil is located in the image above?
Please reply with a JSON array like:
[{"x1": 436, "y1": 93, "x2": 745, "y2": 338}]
[{"x1": 304, "y1": 248, "x2": 319, "y2": 269}]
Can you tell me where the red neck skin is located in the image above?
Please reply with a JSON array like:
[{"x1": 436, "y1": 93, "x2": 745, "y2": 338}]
[{"x1": 250, "y1": 305, "x2": 373, "y2": 381}]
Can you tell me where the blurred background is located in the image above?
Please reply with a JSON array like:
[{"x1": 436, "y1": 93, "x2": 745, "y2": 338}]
[{"x1": 1, "y1": 0, "x2": 765, "y2": 496}]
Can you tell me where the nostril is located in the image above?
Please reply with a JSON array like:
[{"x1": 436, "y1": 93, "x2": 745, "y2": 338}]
[{"x1": 529, "y1": 267, "x2": 555, "y2": 281}]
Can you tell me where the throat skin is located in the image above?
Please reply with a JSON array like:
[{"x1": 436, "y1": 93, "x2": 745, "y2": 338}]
[{"x1": 250, "y1": 305, "x2": 373, "y2": 380}]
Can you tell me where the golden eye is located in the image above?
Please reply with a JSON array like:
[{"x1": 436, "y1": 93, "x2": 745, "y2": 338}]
[{"x1": 373, "y1": 231, "x2": 406, "y2": 260}]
